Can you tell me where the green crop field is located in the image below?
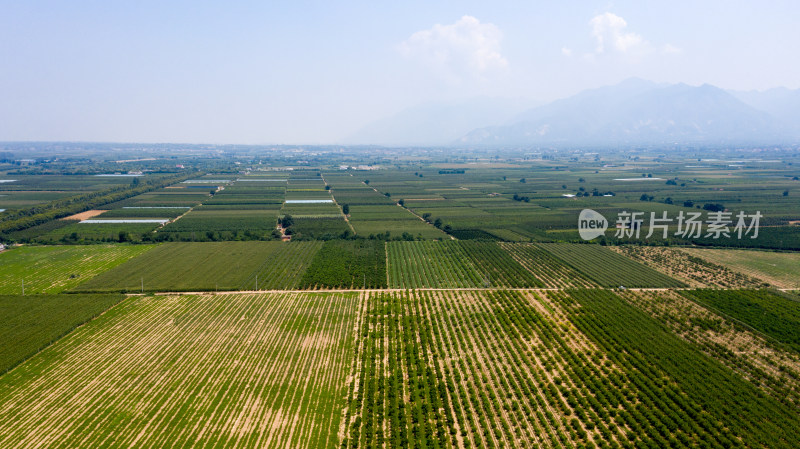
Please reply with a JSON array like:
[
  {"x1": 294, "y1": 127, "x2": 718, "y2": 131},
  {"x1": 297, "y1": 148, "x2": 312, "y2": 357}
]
[
  {"x1": 387, "y1": 240, "x2": 484, "y2": 288},
  {"x1": 682, "y1": 289, "x2": 800, "y2": 352},
  {"x1": 291, "y1": 217, "x2": 352, "y2": 239},
  {"x1": 93, "y1": 207, "x2": 188, "y2": 219},
  {"x1": 74, "y1": 241, "x2": 323, "y2": 292},
  {"x1": 36, "y1": 222, "x2": 165, "y2": 243},
  {"x1": 500, "y1": 242, "x2": 596, "y2": 287},
  {"x1": 558, "y1": 289, "x2": 800, "y2": 448},
  {"x1": 538, "y1": 243, "x2": 686, "y2": 288},
  {"x1": 619, "y1": 289, "x2": 800, "y2": 406},
  {"x1": 300, "y1": 240, "x2": 387, "y2": 289},
  {"x1": 160, "y1": 207, "x2": 280, "y2": 238},
  {"x1": 0, "y1": 294, "x2": 125, "y2": 374},
  {"x1": 0, "y1": 245, "x2": 154, "y2": 294},
  {"x1": 458, "y1": 241, "x2": 545, "y2": 288}
]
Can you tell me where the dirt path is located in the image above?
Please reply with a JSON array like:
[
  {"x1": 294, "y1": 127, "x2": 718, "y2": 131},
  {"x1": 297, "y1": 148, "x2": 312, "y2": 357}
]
[{"x1": 321, "y1": 174, "x2": 356, "y2": 235}]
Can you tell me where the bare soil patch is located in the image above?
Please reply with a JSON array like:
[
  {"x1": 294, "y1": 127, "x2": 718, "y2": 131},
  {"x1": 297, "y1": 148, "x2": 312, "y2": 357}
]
[{"x1": 61, "y1": 210, "x2": 108, "y2": 221}]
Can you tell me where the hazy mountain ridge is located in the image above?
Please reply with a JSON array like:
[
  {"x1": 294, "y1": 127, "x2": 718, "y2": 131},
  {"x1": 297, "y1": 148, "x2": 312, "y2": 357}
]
[
  {"x1": 730, "y1": 87, "x2": 800, "y2": 133},
  {"x1": 343, "y1": 97, "x2": 535, "y2": 146},
  {"x1": 458, "y1": 79, "x2": 799, "y2": 146}
]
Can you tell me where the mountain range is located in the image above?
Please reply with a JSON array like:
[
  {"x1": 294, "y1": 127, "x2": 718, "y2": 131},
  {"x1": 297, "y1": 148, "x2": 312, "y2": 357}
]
[
  {"x1": 343, "y1": 97, "x2": 534, "y2": 146},
  {"x1": 346, "y1": 78, "x2": 800, "y2": 147}
]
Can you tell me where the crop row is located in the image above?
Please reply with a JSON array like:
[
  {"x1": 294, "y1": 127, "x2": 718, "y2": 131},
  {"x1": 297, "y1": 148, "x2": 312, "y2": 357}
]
[
  {"x1": 458, "y1": 241, "x2": 545, "y2": 288},
  {"x1": 611, "y1": 246, "x2": 764, "y2": 288},
  {"x1": 0, "y1": 292, "x2": 359, "y2": 448},
  {"x1": 681, "y1": 289, "x2": 800, "y2": 353},
  {"x1": 538, "y1": 243, "x2": 685, "y2": 288},
  {"x1": 2, "y1": 289, "x2": 797, "y2": 448},
  {"x1": 387, "y1": 241, "x2": 484, "y2": 288},
  {"x1": 559, "y1": 289, "x2": 800, "y2": 448},
  {"x1": 300, "y1": 240, "x2": 387, "y2": 289},
  {"x1": 347, "y1": 289, "x2": 732, "y2": 448},
  {"x1": 75, "y1": 241, "x2": 323, "y2": 292},
  {"x1": 0, "y1": 245, "x2": 154, "y2": 294},
  {"x1": 500, "y1": 243, "x2": 595, "y2": 288},
  {"x1": 0, "y1": 293, "x2": 126, "y2": 374},
  {"x1": 620, "y1": 290, "x2": 800, "y2": 407}
]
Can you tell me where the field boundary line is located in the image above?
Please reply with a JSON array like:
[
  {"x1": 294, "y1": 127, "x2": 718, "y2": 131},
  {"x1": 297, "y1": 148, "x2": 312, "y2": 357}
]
[{"x1": 0, "y1": 294, "x2": 131, "y2": 379}]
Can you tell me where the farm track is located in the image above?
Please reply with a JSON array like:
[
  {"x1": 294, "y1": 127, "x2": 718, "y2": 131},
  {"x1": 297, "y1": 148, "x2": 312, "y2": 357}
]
[
  {"x1": 321, "y1": 173, "x2": 356, "y2": 236},
  {"x1": 362, "y1": 182, "x2": 449, "y2": 238},
  {"x1": 150, "y1": 287, "x2": 688, "y2": 295}
]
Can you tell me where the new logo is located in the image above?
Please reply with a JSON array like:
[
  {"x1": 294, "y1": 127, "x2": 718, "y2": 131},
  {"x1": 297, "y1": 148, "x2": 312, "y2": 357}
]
[{"x1": 578, "y1": 209, "x2": 608, "y2": 241}]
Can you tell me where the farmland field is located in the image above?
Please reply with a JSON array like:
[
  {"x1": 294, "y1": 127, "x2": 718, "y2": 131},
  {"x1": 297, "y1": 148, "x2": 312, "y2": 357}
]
[
  {"x1": 2, "y1": 290, "x2": 796, "y2": 448},
  {"x1": 0, "y1": 294, "x2": 126, "y2": 374},
  {"x1": 557, "y1": 289, "x2": 800, "y2": 448},
  {"x1": 348, "y1": 217, "x2": 444, "y2": 239},
  {"x1": 0, "y1": 245, "x2": 155, "y2": 294},
  {"x1": 501, "y1": 242, "x2": 595, "y2": 288},
  {"x1": 36, "y1": 221, "x2": 165, "y2": 243},
  {"x1": 75, "y1": 241, "x2": 323, "y2": 292},
  {"x1": 0, "y1": 292, "x2": 360, "y2": 448},
  {"x1": 387, "y1": 241, "x2": 484, "y2": 288},
  {"x1": 300, "y1": 240, "x2": 387, "y2": 289},
  {"x1": 291, "y1": 217, "x2": 352, "y2": 239},
  {"x1": 681, "y1": 289, "x2": 800, "y2": 353},
  {"x1": 680, "y1": 248, "x2": 800, "y2": 289},
  {"x1": 619, "y1": 289, "x2": 800, "y2": 405},
  {"x1": 458, "y1": 241, "x2": 545, "y2": 288},
  {"x1": 159, "y1": 207, "x2": 280, "y2": 239},
  {"x1": 611, "y1": 245, "x2": 765, "y2": 288},
  {"x1": 538, "y1": 243, "x2": 686, "y2": 288},
  {"x1": 1, "y1": 278, "x2": 800, "y2": 449}
]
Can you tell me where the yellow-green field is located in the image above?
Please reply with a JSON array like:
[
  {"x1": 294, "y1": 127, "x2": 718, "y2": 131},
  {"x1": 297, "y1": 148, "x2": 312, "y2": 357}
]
[
  {"x1": 681, "y1": 248, "x2": 800, "y2": 289},
  {"x1": 0, "y1": 292, "x2": 359, "y2": 448},
  {"x1": 0, "y1": 245, "x2": 155, "y2": 294}
]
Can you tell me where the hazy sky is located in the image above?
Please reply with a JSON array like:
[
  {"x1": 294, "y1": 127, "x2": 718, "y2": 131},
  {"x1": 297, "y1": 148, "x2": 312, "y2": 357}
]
[{"x1": 1, "y1": 1, "x2": 798, "y2": 144}]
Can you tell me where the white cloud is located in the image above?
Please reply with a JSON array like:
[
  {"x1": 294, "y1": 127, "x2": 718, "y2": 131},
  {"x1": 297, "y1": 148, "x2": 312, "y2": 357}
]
[
  {"x1": 582, "y1": 12, "x2": 681, "y2": 62},
  {"x1": 561, "y1": 47, "x2": 573, "y2": 57},
  {"x1": 399, "y1": 16, "x2": 508, "y2": 81},
  {"x1": 589, "y1": 12, "x2": 650, "y2": 56}
]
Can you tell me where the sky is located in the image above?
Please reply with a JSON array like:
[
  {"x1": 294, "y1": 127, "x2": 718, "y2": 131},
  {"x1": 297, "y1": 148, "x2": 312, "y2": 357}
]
[{"x1": 1, "y1": 0, "x2": 799, "y2": 144}]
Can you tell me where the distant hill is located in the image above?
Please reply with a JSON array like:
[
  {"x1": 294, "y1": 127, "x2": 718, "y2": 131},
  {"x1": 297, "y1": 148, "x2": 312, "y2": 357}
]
[
  {"x1": 343, "y1": 97, "x2": 535, "y2": 146},
  {"x1": 457, "y1": 78, "x2": 798, "y2": 146},
  {"x1": 729, "y1": 87, "x2": 800, "y2": 134}
]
